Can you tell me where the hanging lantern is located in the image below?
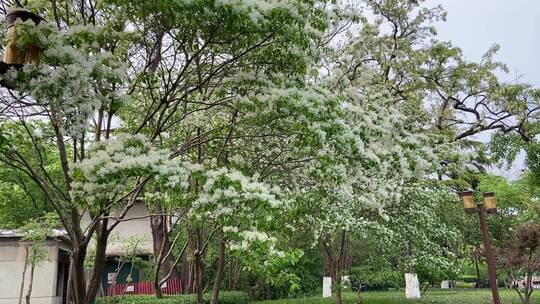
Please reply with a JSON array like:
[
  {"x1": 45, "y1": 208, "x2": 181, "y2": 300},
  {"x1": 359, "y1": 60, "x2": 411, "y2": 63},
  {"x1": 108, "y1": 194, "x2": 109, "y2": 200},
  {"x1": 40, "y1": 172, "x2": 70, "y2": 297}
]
[
  {"x1": 459, "y1": 191, "x2": 476, "y2": 211},
  {"x1": 483, "y1": 192, "x2": 497, "y2": 213},
  {"x1": 3, "y1": 9, "x2": 45, "y2": 66}
]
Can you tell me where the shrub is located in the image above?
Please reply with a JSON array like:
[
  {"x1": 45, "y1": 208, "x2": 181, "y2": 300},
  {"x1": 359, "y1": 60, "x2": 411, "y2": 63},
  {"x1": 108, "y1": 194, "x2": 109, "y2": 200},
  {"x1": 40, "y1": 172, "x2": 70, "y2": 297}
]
[
  {"x1": 95, "y1": 291, "x2": 250, "y2": 304},
  {"x1": 455, "y1": 281, "x2": 475, "y2": 289},
  {"x1": 458, "y1": 275, "x2": 479, "y2": 283}
]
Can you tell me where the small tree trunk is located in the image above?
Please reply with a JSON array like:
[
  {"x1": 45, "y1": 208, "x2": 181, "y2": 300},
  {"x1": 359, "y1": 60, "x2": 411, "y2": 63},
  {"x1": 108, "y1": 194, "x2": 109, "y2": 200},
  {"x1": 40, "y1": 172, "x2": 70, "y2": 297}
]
[
  {"x1": 151, "y1": 208, "x2": 180, "y2": 279},
  {"x1": 154, "y1": 280, "x2": 164, "y2": 299},
  {"x1": 195, "y1": 251, "x2": 204, "y2": 304},
  {"x1": 180, "y1": 251, "x2": 190, "y2": 294},
  {"x1": 71, "y1": 245, "x2": 90, "y2": 304},
  {"x1": 524, "y1": 272, "x2": 533, "y2": 304},
  {"x1": 334, "y1": 274, "x2": 342, "y2": 304},
  {"x1": 25, "y1": 262, "x2": 35, "y2": 304},
  {"x1": 86, "y1": 221, "x2": 110, "y2": 304},
  {"x1": 474, "y1": 258, "x2": 481, "y2": 288},
  {"x1": 18, "y1": 246, "x2": 29, "y2": 304},
  {"x1": 404, "y1": 241, "x2": 421, "y2": 299},
  {"x1": 211, "y1": 232, "x2": 226, "y2": 304},
  {"x1": 153, "y1": 256, "x2": 164, "y2": 299}
]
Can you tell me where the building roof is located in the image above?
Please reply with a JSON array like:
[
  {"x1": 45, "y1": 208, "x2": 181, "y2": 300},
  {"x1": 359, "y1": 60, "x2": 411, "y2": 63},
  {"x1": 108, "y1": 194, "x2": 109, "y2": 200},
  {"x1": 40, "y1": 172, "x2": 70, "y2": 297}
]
[{"x1": 0, "y1": 229, "x2": 70, "y2": 242}]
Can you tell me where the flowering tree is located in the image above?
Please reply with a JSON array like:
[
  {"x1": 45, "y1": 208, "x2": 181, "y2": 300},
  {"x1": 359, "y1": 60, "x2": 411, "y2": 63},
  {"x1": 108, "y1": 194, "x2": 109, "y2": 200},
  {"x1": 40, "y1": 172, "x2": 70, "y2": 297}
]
[
  {"x1": 371, "y1": 182, "x2": 461, "y2": 297},
  {"x1": 0, "y1": 1, "x2": 332, "y2": 304},
  {"x1": 0, "y1": 1, "x2": 539, "y2": 304}
]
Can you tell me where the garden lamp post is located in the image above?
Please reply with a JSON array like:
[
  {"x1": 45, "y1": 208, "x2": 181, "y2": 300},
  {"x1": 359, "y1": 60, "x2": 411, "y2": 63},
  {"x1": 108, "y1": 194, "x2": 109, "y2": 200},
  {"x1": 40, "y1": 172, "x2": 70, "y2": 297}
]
[
  {"x1": 0, "y1": 8, "x2": 44, "y2": 86},
  {"x1": 459, "y1": 191, "x2": 500, "y2": 304}
]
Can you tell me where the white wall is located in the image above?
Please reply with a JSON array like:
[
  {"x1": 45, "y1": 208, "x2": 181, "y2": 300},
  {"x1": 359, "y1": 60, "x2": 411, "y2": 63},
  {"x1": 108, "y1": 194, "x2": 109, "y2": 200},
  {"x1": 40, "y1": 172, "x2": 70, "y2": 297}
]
[
  {"x1": 81, "y1": 202, "x2": 153, "y2": 256},
  {"x1": 0, "y1": 240, "x2": 60, "y2": 304}
]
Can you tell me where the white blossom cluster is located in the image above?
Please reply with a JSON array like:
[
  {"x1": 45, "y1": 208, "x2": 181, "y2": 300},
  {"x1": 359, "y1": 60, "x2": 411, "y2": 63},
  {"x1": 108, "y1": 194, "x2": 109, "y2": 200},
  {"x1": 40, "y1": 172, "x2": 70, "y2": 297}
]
[
  {"x1": 71, "y1": 134, "x2": 189, "y2": 207},
  {"x1": 214, "y1": 0, "x2": 310, "y2": 23},
  {"x1": 4, "y1": 21, "x2": 126, "y2": 136},
  {"x1": 228, "y1": 229, "x2": 285, "y2": 258},
  {"x1": 191, "y1": 166, "x2": 283, "y2": 218}
]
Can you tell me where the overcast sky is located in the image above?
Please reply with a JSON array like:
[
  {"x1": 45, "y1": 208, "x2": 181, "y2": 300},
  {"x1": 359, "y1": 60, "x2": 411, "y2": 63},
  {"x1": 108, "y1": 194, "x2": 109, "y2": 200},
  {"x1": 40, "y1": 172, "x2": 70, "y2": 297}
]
[
  {"x1": 426, "y1": 0, "x2": 540, "y2": 85},
  {"x1": 424, "y1": 0, "x2": 540, "y2": 180}
]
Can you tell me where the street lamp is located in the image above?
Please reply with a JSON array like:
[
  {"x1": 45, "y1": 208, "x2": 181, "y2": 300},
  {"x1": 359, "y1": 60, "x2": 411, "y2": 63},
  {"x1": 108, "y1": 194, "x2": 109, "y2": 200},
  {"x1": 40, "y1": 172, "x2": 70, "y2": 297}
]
[{"x1": 459, "y1": 191, "x2": 500, "y2": 304}]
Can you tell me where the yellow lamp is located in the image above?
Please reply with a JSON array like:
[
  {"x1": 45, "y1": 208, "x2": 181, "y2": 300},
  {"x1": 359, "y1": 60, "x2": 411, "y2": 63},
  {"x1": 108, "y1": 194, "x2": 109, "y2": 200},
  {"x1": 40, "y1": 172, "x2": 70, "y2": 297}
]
[
  {"x1": 460, "y1": 191, "x2": 475, "y2": 210},
  {"x1": 3, "y1": 9, "x2": 45, "y2": 65},
  {"x1": 483, "y1": 192, "x2": 497, "y2": 212}
]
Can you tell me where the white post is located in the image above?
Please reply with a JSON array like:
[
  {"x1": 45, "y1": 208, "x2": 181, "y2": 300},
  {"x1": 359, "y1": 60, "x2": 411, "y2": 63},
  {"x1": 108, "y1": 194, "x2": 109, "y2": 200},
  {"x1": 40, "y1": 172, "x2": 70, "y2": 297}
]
[
  {"x1": 440, "y1": 280, "x2": 450, "y2": 289},
  {"x1": 323, "y1": 277, "x2": 332, "y2": 298},
  {"x1": 405, "y1": 273, "x2": 421, "y2": 299}
]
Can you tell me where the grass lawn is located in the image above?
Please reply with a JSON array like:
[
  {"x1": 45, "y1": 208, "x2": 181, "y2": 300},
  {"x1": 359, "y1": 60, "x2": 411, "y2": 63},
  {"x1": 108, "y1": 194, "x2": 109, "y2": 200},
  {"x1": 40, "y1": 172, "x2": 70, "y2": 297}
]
[{"x1": 255, "y1": 289, "x2": 540, "y2": 304}]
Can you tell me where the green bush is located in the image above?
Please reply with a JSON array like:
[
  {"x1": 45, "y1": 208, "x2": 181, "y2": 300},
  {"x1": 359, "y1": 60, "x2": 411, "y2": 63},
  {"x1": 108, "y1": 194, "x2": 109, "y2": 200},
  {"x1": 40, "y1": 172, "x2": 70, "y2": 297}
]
[
  {"x1": 455, "y1": 281, "x2": 475, "y2": 288},
  {"x1": 95, "y1": 291, "x2": 250, "y2": 304},
  {"x1": 458, "y1": 275, "x2": 479, "y2": 283}
]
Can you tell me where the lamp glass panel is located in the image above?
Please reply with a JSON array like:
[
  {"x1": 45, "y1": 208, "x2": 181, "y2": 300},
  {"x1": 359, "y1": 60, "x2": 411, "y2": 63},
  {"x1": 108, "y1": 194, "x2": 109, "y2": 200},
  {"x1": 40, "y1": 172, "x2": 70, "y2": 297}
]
[
  {"x1": 483, "y1": 194, "x2": 496, "y2": 210},
  {"x1": 461, "y1": 193, "x2": 475, "y2": 209}
]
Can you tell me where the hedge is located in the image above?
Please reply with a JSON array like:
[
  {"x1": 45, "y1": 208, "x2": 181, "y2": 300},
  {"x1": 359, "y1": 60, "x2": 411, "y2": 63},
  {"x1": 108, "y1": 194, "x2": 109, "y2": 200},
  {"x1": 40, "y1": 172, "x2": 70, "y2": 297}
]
[
  {"x1": 95, "y1": 291, "x2": 250, "y2": 304},
  {"x1": 458, "y1": 275, "x2": 479, "y2": 283},
  {"x1": 455, "y1": 281, "x2": 475, "y2": 289}
]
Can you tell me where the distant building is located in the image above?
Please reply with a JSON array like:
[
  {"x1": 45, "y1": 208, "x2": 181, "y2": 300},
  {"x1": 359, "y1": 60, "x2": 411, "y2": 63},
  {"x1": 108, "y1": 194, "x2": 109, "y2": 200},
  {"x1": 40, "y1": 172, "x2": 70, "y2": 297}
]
[
  {"x1": 0, "y1": 200, "x2": 161, "y2": 302},
  {"x1": 514, "y1": 276, "x2": 540, "y2": 289},
  {"x1": 97, "y1": 201, "x2": 154, "y2": 295},
  {"x1": 0, "y1": 230, "x2": 71, "y2": 304}
]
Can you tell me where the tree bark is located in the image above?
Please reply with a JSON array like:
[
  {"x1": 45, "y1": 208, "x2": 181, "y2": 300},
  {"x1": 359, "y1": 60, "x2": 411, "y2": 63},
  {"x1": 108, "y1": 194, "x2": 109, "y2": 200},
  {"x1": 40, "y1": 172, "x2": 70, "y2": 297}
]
[
  {"x1": 195, "y1": 251, "x2": 204, "y2": 304},
  {"x1": 180, "y1": 251, "x2": 191, "y2": 294},
  {"x1": 322, "y1": 231, "x2": 351, "y2": 304},
  {"x1": 70, "y1": 244, "x2": 89, "y2": 304},
  {"x1": 189, "y1": 226, "x2": 205, "y2": 304},
  {"x1": 334, "y1": 274, "x2": 342, "y2": 304},
  {"x1": 18, "y1": 246, "x2": 29, "y2": 304},
  {"x1": 24, "y1": 262, "x2": 35, "y2": 304},
  {"x1": 150, "y1": 208, "x2": 180, "y2": 278},
  {"x1": 195, "y1": 247, "x2": 204, "y2": 304},
  {"x1": 86, "y1": 221, "x2": 110, "y2": 304},
  {"x1": 474, "y1": 258, "x2": 482, "y2": 288},
  {"x1": 211, "y1": 232, "x2": 226, "y2": 304}
]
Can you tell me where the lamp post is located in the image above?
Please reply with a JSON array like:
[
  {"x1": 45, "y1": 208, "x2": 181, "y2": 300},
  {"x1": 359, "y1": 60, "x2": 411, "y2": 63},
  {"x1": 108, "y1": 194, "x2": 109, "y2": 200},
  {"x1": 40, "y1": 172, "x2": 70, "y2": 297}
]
[
  {"x1": 459, "y1": 191, "x2": 500, "y2": 304},
  {"x1": 0, "y1": 8, "x2": 45, "y2": 82}
]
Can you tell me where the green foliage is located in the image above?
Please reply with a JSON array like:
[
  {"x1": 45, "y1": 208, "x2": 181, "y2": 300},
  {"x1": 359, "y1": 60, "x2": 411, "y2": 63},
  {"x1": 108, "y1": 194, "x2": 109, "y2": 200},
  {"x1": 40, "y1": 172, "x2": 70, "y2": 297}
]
[
  {"x1": 478, "y1": 174, "x2": 534, "y2": 247},
  {"x1": 20, "y1": 213, "x2": 61, "y2": 267},
  {"x1": 526, "y1": 141, "x2": 540, "y2": 186},
  {"x1": 458, "y1": 275, "x2": 478, "y2": 284},
  {"x1": 489, "y1": 133, "x2": 525, "y2": 168},
  {"x1": 455, "y1": 281, "x2": 475, "y2": 289},
  {"x1": 349, "y1": 266, "x2": 402, "y2": 291},
  {"x1": 255, "y1": 290, "x2": 540, "y2": 304},
  {"x1": 96, "y1": 291, "x2": 249, "y2": 304},
  {"x1": 0, "y1": 182, "x2": 45, "y2": 228}
]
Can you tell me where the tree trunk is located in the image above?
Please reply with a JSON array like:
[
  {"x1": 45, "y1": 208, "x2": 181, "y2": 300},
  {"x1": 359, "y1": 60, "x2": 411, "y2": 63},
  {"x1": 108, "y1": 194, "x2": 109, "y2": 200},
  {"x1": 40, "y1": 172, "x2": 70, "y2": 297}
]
[
  {"x1": 70, "y1": 245, "x2": 89, "y2": 304},
  {"x1": 86, "y1": 221, "x2": 110, "y2": 304},
  {"x1": 153, "y1": 256, "x2": 164, "y2": 299},
  {"x1": 180, "y1": 251, "x2": 191, "y2": 294},
  {"x1": 18, "y1": 246, "x2": 29, "y2": 304},
  {"x1": 25, "y1": 262, "x2": 35, "y2": 304},
  {"x1": 525, "y1": 272, "x2": 533, "y2": 304},
  {"x1": 322, "y1": 230, "x2": 351, "y2": 304},
  {"x1": 404, "y1": 241, "x2": 421, "y2": 299},
  {"x1": 211, "y1": 232, "x2": 226, "y2": 304},
  {"x1": 195, "y1": 252, "x2": 204, "y2": 304},
  {"x1": 192, "y1": 227, "x2": 204, "y2": 304},
  {"x1": 474, "y1": 258, "x2": 482, "y2": 288},
  {"x1": 150, "y1": 208, "x2": 180, "y2": 278},
  {"x1": 334, "y1": 274, "x2": 342, "y2": 304}
]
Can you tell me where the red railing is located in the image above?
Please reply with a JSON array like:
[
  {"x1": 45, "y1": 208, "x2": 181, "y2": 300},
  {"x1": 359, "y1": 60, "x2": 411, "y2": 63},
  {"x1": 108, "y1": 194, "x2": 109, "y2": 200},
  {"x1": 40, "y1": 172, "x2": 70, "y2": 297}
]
[{"x1": 107, "y1": 277, "x2": 182, "y2": 296}]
